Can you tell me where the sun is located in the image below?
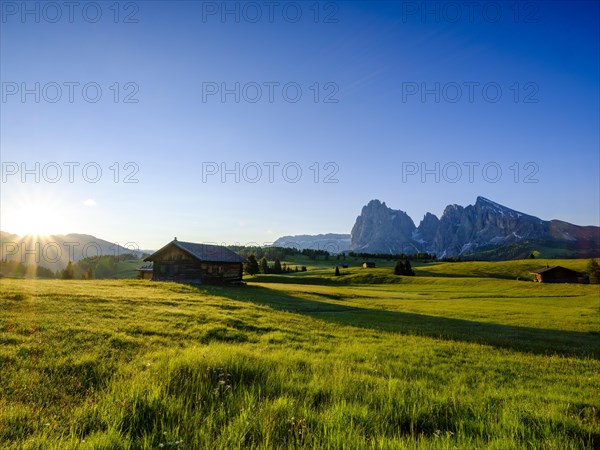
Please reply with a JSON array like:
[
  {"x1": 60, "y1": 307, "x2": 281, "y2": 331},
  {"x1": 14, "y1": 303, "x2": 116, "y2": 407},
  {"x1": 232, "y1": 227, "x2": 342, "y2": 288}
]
[{"x1": 3, "y1": 201, "x2": 70, "y2": 236}]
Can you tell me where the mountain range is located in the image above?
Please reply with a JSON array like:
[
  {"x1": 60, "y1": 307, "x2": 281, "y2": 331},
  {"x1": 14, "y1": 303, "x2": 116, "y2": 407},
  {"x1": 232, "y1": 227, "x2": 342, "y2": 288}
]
[
  {"x1": 350, "y1": 196, "x2": 600, "y2": 259},
  {"x1": 2, "y1": 197, "x2": 598, "y2": 266},
  {"x1": 272, "y1": 234, "x2": 351, "y2": 253},
  {"x1": 0, "y1": 232, "x2": 149, "y2": 270}
]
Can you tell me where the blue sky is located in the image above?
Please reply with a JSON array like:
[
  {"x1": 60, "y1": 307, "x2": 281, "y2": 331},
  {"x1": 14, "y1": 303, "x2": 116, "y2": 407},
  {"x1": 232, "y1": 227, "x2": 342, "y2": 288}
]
[{"x1": 1, "y1": 1, "x2": 599, "y2": 250}]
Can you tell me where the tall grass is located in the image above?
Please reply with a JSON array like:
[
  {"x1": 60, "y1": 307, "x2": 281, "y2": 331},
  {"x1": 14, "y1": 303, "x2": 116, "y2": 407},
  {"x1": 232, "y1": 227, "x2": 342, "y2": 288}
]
[{"x1": 1, "y1": 272, "x2": 598, "y2": 449}]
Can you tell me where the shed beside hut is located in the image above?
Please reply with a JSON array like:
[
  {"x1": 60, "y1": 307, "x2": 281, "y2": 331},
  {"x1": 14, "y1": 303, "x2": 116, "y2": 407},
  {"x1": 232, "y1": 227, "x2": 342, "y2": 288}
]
[{"x1": 136, "y1": 263, "x2": 154, "y2": 280}]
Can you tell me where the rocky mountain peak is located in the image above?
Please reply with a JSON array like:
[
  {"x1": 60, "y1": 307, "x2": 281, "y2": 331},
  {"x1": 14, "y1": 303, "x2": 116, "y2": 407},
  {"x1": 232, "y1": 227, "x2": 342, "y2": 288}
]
[
  {"x1": 351, "y1": 201, "x2": 416, "y2": 253},
  {"x1": 350, "y1": 197, "x2": 600, "y2": 258},
  {"x1": 475, "y1": 196, "x2": 495, "y2": 206},
  {"x1": 441, "y1": 204, "x2": 464, "y2": 218},
  {"x1": 363, "y1": 199, "x2": 386, "y2": 210}
]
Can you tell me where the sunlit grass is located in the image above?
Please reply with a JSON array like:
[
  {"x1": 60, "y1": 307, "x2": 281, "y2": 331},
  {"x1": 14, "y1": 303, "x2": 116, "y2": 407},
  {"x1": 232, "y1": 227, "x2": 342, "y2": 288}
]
[{"x1": 1, "y1": 272, "x2": 599, "y2": 449}]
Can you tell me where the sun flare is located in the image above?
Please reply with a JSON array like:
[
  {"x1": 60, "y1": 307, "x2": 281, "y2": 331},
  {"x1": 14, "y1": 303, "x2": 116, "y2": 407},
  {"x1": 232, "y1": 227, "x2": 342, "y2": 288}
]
[{"x1": 4, "y1": 201, "x2": 70, "y2": 237}]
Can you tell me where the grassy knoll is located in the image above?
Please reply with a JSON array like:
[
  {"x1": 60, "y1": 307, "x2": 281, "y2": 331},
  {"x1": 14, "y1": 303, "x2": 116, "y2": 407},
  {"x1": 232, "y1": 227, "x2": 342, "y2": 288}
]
[
  {"x1": 1, "y1": 268, "x2": 599, "y2": 448},
  {"x1": 111, "y1": 259, "x2": 147, "y2": 279},
  {"x1": 276, "y1": 258, "x2": 592, "y2": 281},
  {"x1": 412, "y1": 259, "x2": 592, "y2": 280}
]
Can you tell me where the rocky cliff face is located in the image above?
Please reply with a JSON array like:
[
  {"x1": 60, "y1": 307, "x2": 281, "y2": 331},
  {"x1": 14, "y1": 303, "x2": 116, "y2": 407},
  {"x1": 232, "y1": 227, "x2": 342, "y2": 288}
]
[
  {"x1": 429, "y1": 197, "x2": 548, "y2": 256},
  {"x1": 414, "y1": 212, "x2": 439, "y2": 245},
  {"x1": 350, "y1": 200, "x2": 416, "y2": 253},
  {"x1": 350, "y1": 196, "x2": 600, "y2": 258}
]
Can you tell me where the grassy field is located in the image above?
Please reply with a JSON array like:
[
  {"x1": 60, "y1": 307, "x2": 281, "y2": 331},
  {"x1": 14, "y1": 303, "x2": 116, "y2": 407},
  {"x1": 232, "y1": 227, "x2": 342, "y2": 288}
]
[
  {"x1": 1, "y1": 260, "x2": 599, "y2": 449},
  {"x1": 282, "y1": 257, "x2": 591, "y2": 278}
]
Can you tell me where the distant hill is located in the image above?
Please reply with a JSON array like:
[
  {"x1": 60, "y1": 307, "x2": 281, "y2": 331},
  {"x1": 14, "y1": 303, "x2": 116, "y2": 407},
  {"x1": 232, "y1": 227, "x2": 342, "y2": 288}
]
[
  {"x1": 350, "y1": 197, "x2": 600, "y2": 260},
  {"x1": 0, "y1": 232, "x2": 148, "y2": 270},
  {"x1": 272, "y1": 234, "x2": 350, "y2": 254}
]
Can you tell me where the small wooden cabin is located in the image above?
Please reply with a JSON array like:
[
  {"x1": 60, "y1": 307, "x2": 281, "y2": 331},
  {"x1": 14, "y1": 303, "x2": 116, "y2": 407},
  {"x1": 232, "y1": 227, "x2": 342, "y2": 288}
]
[
  {"x1": 362, "y1": 261, "x2": 376, "y2": 268},
  {"x1": 144, "y1": 239, "x2": 246, "y2": 284},
  {"x1": 137, "y1": 263, "x2": 154, "y2": 280},
  {"x1": 530, "y1": 265, "x2": 587, "y2": 283}
]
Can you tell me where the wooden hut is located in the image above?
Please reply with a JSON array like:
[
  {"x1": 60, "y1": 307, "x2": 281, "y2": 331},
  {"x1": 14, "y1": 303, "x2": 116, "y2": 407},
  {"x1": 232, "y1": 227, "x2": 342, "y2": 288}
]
[
  {"x1": 530, "y1": 265, "x2": 586, "y2": 283},
  {"x1": 144, "y1": 238, "x2": 246, "y2": 284}
]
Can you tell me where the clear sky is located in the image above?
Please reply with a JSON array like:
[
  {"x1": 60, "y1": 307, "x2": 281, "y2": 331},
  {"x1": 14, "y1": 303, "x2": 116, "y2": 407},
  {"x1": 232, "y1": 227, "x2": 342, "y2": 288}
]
[{"x1": 1, "y1": 1, "x2": 599, "y2": 250}]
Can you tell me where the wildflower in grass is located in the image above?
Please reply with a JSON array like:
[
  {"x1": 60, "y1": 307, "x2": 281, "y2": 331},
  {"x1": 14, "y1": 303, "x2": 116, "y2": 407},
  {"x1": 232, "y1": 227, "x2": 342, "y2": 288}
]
[{"x1": 287, "y1": 416, "x2": 310, "y2": 444}]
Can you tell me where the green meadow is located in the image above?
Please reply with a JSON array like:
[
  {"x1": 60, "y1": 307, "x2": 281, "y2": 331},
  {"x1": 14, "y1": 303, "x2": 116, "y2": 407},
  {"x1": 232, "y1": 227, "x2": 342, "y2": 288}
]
[{"x1": 1, "y1": 260, "x2": 599, "y2": 449}]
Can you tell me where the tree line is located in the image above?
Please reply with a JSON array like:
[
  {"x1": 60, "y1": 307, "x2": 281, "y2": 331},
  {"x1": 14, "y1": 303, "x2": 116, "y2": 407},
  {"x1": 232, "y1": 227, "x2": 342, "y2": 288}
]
[
  {"x1": 229, "y1": 245, "x2": 330, "y2": 261},
  {"x1": 0, "y1": 260, "x2": 55, "y2": 278},
  {"x1": 244, "y1": 254, "x2": 307, "y2": 275},
  {"x1": 0, "y1": 253, "x2": 139, "y2": 279}
]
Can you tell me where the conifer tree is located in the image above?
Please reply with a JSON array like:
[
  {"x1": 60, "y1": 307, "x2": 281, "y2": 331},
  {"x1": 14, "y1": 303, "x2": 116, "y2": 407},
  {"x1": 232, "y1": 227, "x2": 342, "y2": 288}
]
[
  {"x1": 244, "y1": 254, "x2": 260, "y2": 275},
  {"x1": 404, "y1": 259, "x2": 415, "y2": 276},
  {"x1": 62, "y1": 261, "x2": 75, "y2": 280},
  {"x1": 587, "y1": 259, "x2": 600, "y2": 284},
  {"x1": 394, "y1": 260, "x2": 405, "y2": 275},
  {"x1": 259, "y1": 256, "x2": 269, "y2": 274}
]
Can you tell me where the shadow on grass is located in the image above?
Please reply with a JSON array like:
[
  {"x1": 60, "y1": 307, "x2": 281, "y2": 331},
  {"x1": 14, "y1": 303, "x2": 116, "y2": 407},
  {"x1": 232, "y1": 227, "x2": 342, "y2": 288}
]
[
  {"x1": 413, "y1": 269, "x2": 515, "y2": 280},
  {"x1": 248, "y1": 274, "x2": 337, "y2": 285},
  {"x1": 248, "y1": 272, "x2": 403, "y2": 286},
  {"x1": 200, "y1": 284, "x2": 600, "y2": 360}
]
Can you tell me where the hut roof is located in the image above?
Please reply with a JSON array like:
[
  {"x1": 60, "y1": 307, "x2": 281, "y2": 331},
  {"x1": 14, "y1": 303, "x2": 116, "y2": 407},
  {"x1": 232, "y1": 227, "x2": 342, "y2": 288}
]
[
  {"x1": 144, "y1": 240, "x2": 247, "y2": 264},
  {"x1": 529, "y1": 265, "x2": 581, "y2": 275}
]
